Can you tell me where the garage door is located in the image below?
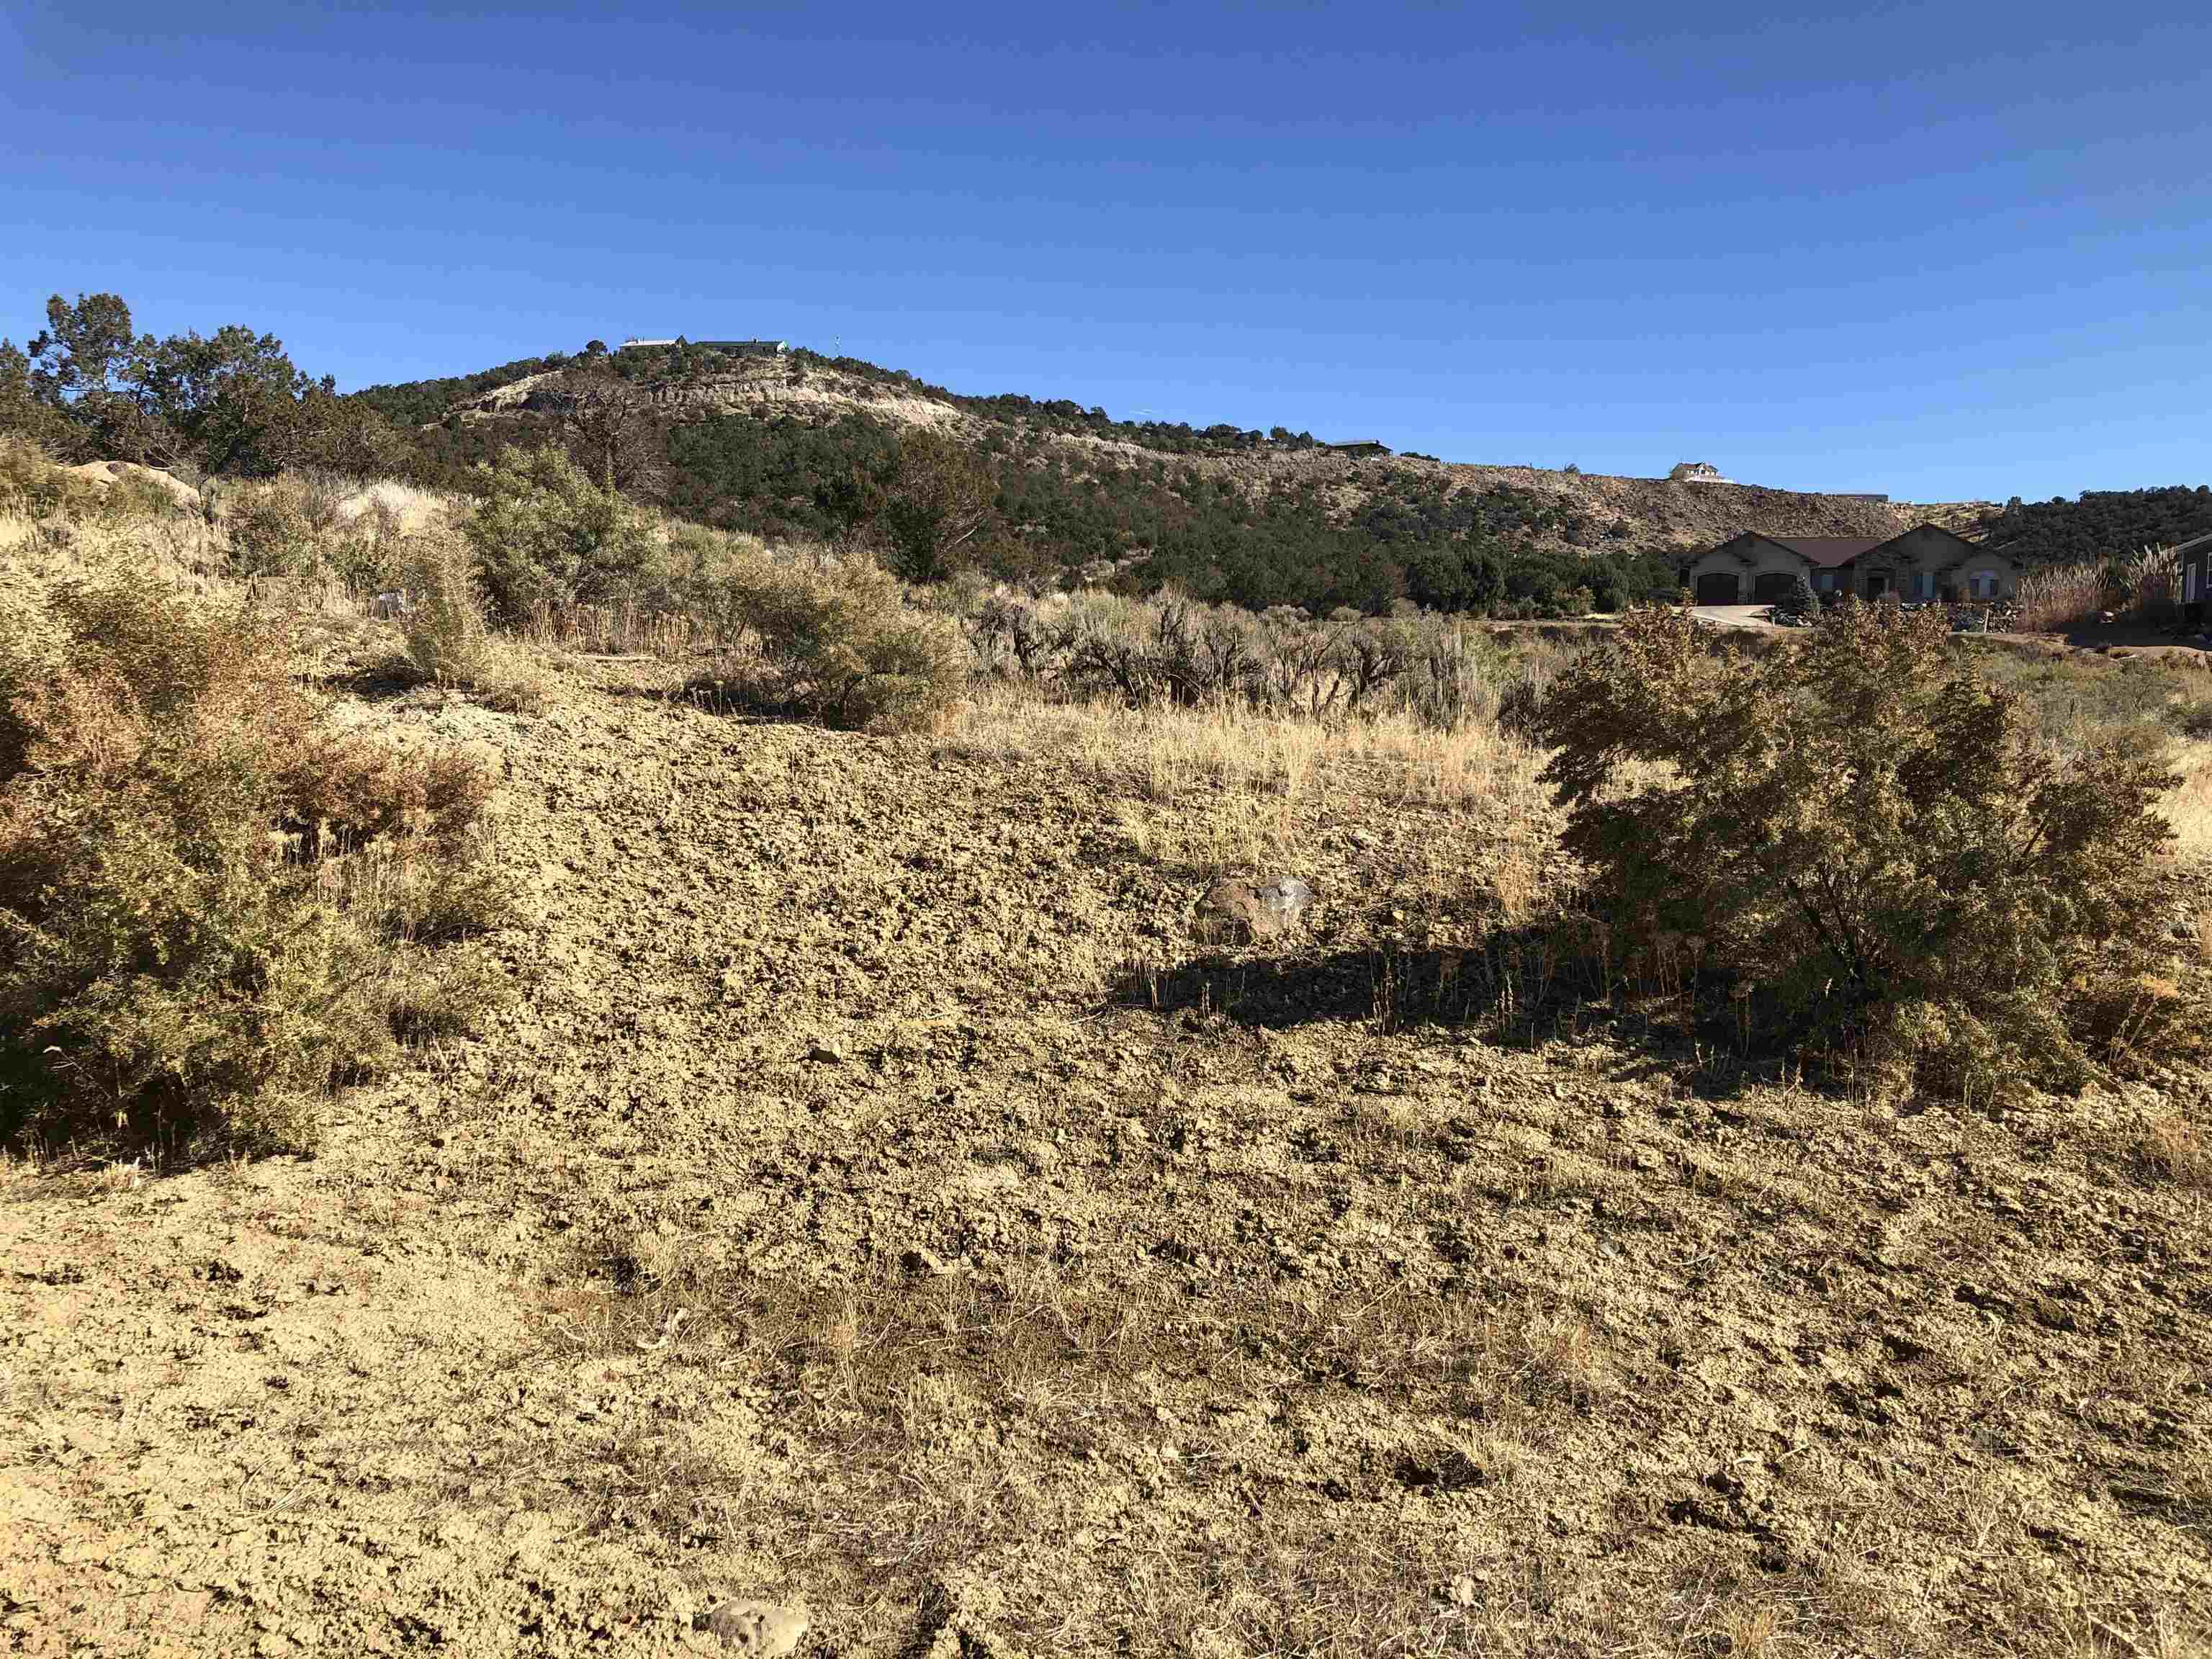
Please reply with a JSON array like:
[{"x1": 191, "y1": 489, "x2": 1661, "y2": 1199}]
[
  {"x1": 1751, "y1": 572, "x2": 1794, "y2": 603},
  {"x1": 1695, "y1": 572, "x2": 1739, "y2": 605}
]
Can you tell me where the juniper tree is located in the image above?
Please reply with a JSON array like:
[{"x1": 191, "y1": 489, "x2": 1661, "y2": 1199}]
[{"x1": 1539, "y1": 601, "x2": 2178, "y2": 1099}]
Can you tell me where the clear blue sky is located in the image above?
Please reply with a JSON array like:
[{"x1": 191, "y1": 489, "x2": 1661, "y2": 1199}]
[{"x1": 4, "y1": 1, "x2": 2207, "y2": 501}]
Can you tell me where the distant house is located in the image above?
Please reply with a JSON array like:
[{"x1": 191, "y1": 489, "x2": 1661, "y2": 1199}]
[
  {"x1": 1687, "y1": 524, "x2": 2014, "y2": 606},
  {"x1": 1320, "y1": 440, "x2": 1390, "y2": 458},
  {"x1": 2176, "y1": 529, "x2": 2212, "y2": 620},
  {"x1": 1669, "y1": 461, "x2": 1738, "y2": 485},
  {"x1": 617, "y1": 337, "x2": 788, "y2": 356}
]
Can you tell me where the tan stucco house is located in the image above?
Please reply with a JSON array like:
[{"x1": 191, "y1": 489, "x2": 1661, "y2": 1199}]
[{"x1": 1687, "y1": 524, "x2": 2014, "y2": 606}]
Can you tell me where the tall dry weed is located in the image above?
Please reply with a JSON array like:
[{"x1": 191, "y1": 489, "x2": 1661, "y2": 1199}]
[{"x1": 391, "y1": 527, "x2": 545, "y2": 711}]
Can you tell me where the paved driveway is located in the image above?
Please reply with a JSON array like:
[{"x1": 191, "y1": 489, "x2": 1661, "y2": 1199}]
[{"x1": 1691, "y1": 603, "x2": 1784, "y2": 630}]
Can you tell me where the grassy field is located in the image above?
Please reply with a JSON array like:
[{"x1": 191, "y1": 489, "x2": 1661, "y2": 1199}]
[{"x1": 1, "y1": 470, "x2": 2208, "y2": 1658}]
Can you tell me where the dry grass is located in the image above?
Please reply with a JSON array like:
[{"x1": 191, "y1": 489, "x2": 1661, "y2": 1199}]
[
  {"x1": 945, "y1": 680, "x2": 1549, "y2": 814},
  {"x1": 2159, "y1": 739, "x2": 2212, "y2": 858},
  {"x1": 530, "y1": 1236, "x2": 1645, "y2": 1655},
  {"x1": 2139, "y1": 1111, "x2": 2211, "y2": 1190},
  {"x1": 334, "y1": 477, "x2": 449, "y2": 535},
  {"x1": 2016, "y1": 562, "x2": 2110, "y2": 634},
  {"x1": 2016, "y1": 546, "x2": 2180, "y2": 633}
]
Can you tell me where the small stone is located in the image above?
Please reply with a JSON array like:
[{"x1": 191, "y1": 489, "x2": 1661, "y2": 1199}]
[
  {"x1": 1447, "y1": 1575, "x2": 1478, "y2": 1607},
  {"x1": 702, "y1": 1598, "x2": 809, "y2": 1656},
  {"x1": 805, "y1": 1043, "x2": 842, "y2": 1065},
  {"x1": 1198, "y1": 876, "x2": 1315, "y2": 943}
]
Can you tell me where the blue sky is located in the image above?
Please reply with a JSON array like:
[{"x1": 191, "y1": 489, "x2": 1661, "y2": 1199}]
[{"x1": 3, "y1": 1, "x2": 2207, "y2": 501}]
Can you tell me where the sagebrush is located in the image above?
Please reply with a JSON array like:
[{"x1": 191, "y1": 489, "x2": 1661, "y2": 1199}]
[
  {"x1": 688, "y1": 539, "x2": 964, "y2": 732},
  {"x1": 1539, "y1": 601, "x2": 2186, "y2": 1100},
  {"x1": 0, "y1": 575, "x2": 513, "y2": 1156}
]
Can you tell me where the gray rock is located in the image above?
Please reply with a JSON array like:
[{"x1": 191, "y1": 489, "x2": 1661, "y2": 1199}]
[{"x1": 1198, "y1": 876, "x2": 1316, "y2": 942}]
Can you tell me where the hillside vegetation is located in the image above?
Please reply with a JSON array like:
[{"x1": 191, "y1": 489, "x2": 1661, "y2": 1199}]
[
  {"x1": 18, "y1": 289, "x2": 2205, "y2": 623},
  {"x1": 1973, "y1": 486, "x2": 2212, "y2": 567},
  {"x1": 353, "y1": 341, "x2": 1991, "y2": 615}
]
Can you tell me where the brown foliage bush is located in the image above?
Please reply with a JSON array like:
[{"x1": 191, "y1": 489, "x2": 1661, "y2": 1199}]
[
  {"x1": 1539, "y1": 601, "x2": 2183, "y2": 1101},
  {"x1": 0, "y1": 575, "x2": 512, "y2": 1157}
]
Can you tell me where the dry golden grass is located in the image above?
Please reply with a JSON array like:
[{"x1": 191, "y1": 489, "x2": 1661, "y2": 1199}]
[
  {"x1": 2160, "y1": 739, "x2": 2212, "y2": 859},
  {"x1": 945, "y1": 679, "x2": 1548, "y2": 814},
  {"x1": 2141, "y1": 1111, "x2": 2211, "y2": 1190}
]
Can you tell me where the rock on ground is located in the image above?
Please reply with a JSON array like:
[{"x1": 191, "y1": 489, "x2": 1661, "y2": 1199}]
[{"x1": 1197, "y1": 875, "x2": 1316, "y2": 941}]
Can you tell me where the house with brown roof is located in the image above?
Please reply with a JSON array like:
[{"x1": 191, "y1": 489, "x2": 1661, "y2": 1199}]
[{"x1": 1686, "y1": 523, "x2": 2014, "y2": 606}]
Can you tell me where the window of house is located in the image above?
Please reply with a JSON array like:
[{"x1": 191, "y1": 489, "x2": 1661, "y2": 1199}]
[
  {"x1": 1816, "y1": 571, "x2": 1835, "y2": 591},
  {"x1": 2189, "y1": 564, "x2": 2200, "y2": 604}
]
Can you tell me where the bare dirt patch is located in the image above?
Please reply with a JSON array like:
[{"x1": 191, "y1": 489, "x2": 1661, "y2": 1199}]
[{"x1": 4, "y1": 649, "x2": 2208, "y2": 1656}]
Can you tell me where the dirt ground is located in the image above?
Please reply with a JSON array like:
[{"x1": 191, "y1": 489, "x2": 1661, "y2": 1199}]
[{"x1": 4, "y1": 644, "x2": 2208, "y2": 1658}]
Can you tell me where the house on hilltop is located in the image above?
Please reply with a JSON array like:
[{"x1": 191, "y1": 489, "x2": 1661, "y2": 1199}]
[
  {"x1": 617, "y1": 337, "x2": 788, "y2": 356},
  {"x1": 1320, "y1": 439, "x2": 1390, "y2": 458},
  {"x1": 1688, "y1": 524, "x2": 2014, "y2": 606}
]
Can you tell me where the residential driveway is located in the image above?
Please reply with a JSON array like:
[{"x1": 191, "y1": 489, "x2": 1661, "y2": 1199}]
[{"x1": 1691, "y1": 604, "x2": 1783, "y2": 630}]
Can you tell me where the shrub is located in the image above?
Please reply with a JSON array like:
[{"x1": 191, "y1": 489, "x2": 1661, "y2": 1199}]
[
  {"x1": 880, "y1": 428, "x2": 994, "y2": 584},
  {"x1": 0, "y1": 575, "x2": 511, "y2": 1157},
  {"x1": 693, "y1": 544, "x2": 964, "y2": 732},
  {"x1": 0, "y1": 434, "x2": 101, "y2": 520},
  {"x1": 463, "y1": 444, "x2": 665, "y2": 624},
  {"x1": 1769, "y1": 573, "x2": 1818, "y2": 624},
  {"x1": 222, "y1": 478, "x2": 317, "y2": 577},
  {"x1": 1496, "y1": 674, "x2": 1546, "y2": 743},
  {"x1": 325, "y1": 498, "x2": 405, "y2": 596},
  {"x1": 1539, "y1": 601, "x2": 2180, "y2": 1101},
  {"x1": 392, "y1": 526, "x2": 544, "y2": 712}
]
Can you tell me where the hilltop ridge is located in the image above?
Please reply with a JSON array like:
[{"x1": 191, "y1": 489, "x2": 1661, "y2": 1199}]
[
  {"x1": 428, "y1": 351, "x2": 1987, "y2": 544},
  {"x1": 353, "y1": 345, "x2": 1992, "y2": 611}
]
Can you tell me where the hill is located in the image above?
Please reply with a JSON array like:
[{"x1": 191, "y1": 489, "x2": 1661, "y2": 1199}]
[
  {"x1": 1969, "y1": 485, "x2": 2212, "y2": 566},
  {"x1": 352, "y1": 346, "x2": 1991, "y2": 615}
]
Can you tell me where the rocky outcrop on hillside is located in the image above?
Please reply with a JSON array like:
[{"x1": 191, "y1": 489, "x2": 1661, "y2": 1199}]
[
  {"x1": 465, "y1": 361, "x2": 963, "y2": 432},
  {"x1": 446, "y1": 356, "x2": 1989, "y2": 554}
]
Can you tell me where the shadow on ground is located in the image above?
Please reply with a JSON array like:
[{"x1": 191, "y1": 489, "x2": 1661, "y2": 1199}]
[
  {"x1": 1109, "y1": 943, "x2": 1496, "y2": 1032},
  {"x1": 1111, "y1": 935, "x2": 1865, "y2": 1107}
]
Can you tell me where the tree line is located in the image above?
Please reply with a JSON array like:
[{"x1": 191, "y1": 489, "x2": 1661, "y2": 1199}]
[
  {"x1": 1972, "y1": 486, "x2": 2212, "y2": 565},
  {"x1": 1, "y1": 292, "x2": 405, "y2": 477}
]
